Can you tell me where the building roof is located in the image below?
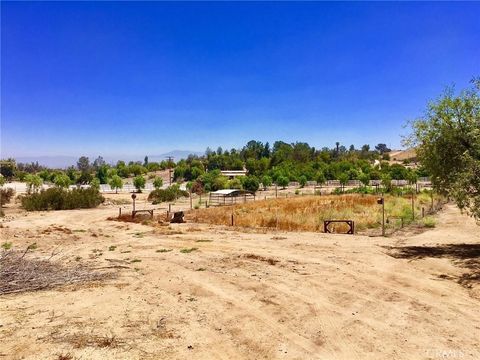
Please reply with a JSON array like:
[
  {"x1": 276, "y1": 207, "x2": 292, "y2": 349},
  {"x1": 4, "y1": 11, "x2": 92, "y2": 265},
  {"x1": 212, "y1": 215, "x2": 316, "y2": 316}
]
[{"x1": 210, "y1": 189, "x2": 254, "y2": 196}]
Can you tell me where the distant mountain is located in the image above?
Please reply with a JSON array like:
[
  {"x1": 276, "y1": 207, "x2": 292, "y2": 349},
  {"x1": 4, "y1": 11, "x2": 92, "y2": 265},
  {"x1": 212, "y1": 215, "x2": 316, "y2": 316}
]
[
  {"x1": 14, "y1": 156, "x2": 78, "y2": 169},
  {"x1": 148, "y1": 150, "x2": 203, "y2": 162},
  {"x1": 11, "y1": 150, "x2": 203, "y2": 169}
]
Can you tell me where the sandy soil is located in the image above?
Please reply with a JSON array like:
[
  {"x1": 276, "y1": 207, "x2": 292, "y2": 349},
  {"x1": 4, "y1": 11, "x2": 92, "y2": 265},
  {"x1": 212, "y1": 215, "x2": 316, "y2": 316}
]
[{"x1": 0, "y1": 201, "x2": 479, "y2": 360}]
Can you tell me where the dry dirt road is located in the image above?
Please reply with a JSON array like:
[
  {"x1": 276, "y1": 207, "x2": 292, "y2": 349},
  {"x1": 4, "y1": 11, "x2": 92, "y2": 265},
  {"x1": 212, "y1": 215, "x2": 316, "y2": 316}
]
[{"x1": 0, "y1": 203, "x2": 479, "y2": 359}]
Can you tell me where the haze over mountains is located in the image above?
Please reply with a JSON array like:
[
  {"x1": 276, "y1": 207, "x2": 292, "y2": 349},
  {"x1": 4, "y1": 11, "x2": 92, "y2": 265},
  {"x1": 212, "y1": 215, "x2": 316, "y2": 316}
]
[{"x1": 11, "y1": 150, "x2": 203, "y2": 168}]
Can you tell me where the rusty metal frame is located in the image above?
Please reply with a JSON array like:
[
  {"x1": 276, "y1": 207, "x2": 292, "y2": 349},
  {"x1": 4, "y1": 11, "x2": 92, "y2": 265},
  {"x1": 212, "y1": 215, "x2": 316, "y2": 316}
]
[{"x1": 323, "y1": 220, "x2": 355, "y2": 235}]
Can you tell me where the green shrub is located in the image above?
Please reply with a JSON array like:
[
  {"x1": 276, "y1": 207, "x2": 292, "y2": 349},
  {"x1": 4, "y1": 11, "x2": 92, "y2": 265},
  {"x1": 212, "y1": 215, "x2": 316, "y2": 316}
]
[
  {"x1": 20, "y1": 187, "x2": 104, "y2": 211},
  {"x1": 423, "y1": 216, "x2": 436, "y2": 228},
  {"x1": 148, "y1": 186, "x2": 189, "y2": 204}
]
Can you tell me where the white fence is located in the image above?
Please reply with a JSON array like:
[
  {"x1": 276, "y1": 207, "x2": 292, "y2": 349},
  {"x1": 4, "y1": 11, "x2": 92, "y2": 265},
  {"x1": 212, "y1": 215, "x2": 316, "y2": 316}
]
[{"x1": 2, "y1": 178, "x2": 430, "y2": 195}]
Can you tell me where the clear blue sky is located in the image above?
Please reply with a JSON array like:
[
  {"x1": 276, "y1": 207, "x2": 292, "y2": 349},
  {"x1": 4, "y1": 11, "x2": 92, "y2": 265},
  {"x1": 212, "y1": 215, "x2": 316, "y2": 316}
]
[{"x1": 2, "y1": 1, "x2": 479, "y2": 158}]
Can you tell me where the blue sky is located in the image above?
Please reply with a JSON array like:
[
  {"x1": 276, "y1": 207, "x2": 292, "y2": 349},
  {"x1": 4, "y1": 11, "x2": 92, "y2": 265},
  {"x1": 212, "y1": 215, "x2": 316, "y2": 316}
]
[{"x1": 2, "y1": 1, "x2": 479, "y2": 158}]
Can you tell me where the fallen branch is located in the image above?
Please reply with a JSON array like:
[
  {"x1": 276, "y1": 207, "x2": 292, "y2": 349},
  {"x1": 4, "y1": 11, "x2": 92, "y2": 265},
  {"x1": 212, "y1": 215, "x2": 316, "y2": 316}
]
[{"x1": 1, "y1": 250, "x2": 116, "y2": 295}]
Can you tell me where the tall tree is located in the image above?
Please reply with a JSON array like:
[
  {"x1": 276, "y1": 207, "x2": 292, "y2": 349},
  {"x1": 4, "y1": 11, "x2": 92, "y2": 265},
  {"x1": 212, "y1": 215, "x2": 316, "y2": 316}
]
[
  {"x1": 375, "y1": 143, "x2": 391, "y2": 154},
  {"x1": 93, "y1": 156, "x2": 106, "y2": 170},
  {"x1": 406, "y1": 78, "x2": 480, "y2": 219},
  {"x1": 77, "y1": 156, "x2": 90, "y2": 172}
]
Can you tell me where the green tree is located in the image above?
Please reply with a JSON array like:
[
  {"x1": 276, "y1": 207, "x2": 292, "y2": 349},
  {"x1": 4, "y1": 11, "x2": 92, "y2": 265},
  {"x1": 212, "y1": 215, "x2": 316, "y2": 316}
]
[
  {"x1": 338, "y1": 173, "x2": 349, "y2": 193},
  {"x1": 276, "y1": 175, "x2": 289, "y2": 189},
  {"x1": 242, "y1": 176, "x2": 259, "y2": 192},
  {"x1": 77, "y1": 156, "x2": 90, "y2": 172},
  {"x1": 133, "y1": 175, "x2": 146, "y2": 192},
  {"x1": 406, "y1": 78, "x2": 480, "y2": 218},
  {"x1": 38, "y1": 170, "x2": 52, "y2": 182},
  {"x1": 129, "y1": 164, "x2": 145, "y2": 177},
  {"x1": 25, "y1": 174, "x2": 43, "y2": 193},
  {"x1": 375, "y1": 143, "x2": 391, "y2": 154},
  {"x1": 299, "y1": 175, "x2": 307, "y2": 188},
  {"x1": 406, "y1": 170, "x2": 418, "y2": 185},
  {"x1": 227, "y1": 178, "x2": 242, "y2": 189},
  {"x1": 381, "y1": 174, "x2": 392, "y2": 193},
  {"x1": 153, "y1": 176, "x2": 164, "y2": 189},
  {"x1": 66, "y1": 166, "x2": 78, "y2": 182},
  {"x1": 90, "y1": 177, "x2": 101, "y2": 190},
  {"x1": 315, "y1": 171, "x2": 326, "y2": 186},
  {"x1": 93, "y1": 156, "x2": 106, "y2": 170},
  {"x1": 54, "y1": 173, "x2": 71, "y2": 188},
  {"x1": 261, "y1": 175, "x2": 272, "y2": 190},
  {"x1": 96, "y1": 165, "x2": 109, "y2": 184},
  {"x1": 109, "y1": 175, "x2": 123, "y2": 194},
  {"x1": 359, "y1": 173, "x2": 370, "y2": 188},
  {"x1": 0, "y1": 176, "x2": 5, "y2": 186}
]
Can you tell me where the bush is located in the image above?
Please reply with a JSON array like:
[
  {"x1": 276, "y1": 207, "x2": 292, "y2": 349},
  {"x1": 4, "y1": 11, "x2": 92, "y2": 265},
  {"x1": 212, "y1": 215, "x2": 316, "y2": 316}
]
[
  {"x1": 0, "y1": 188, "x2": 15, "y2": 206},
  {"x1": 423, "y1": 216, "x2": 436, "y2": 228},
  {"x1": 20, "y1": 187, "x2": 104, "y2": 211},
  {"x1": 147, "y1": 186, "x2": 189, "y2": 204}
]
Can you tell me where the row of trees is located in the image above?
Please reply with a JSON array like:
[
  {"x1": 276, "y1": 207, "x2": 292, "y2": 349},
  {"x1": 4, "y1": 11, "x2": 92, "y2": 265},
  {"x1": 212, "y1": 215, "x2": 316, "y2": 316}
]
[
  {"x1": 0, "y1": 156, "x2": 171, "y2": 194},
  {"x1": 0, "y1": 156, "x2": 173, "y2": 184},
  {"x1": 172, "y1": 141, "x2": 421, "y2": 194}
]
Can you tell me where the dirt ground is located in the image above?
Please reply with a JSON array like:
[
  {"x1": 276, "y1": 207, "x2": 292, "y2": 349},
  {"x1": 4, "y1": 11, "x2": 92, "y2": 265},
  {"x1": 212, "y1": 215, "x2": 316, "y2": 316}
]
[{"x1": 0, "y1": 198, "x2": 479, "y2": 359}]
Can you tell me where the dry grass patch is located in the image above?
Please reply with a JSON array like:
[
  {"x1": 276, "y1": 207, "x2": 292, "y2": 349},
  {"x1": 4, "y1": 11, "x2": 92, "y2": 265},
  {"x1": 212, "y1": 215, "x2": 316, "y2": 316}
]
[
  {"x1": 189, "y1": 194, "x2": 444, "y2": 233},
  {"x1": 190, "y1": 195, "x2": 380, "y2": 232}
]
